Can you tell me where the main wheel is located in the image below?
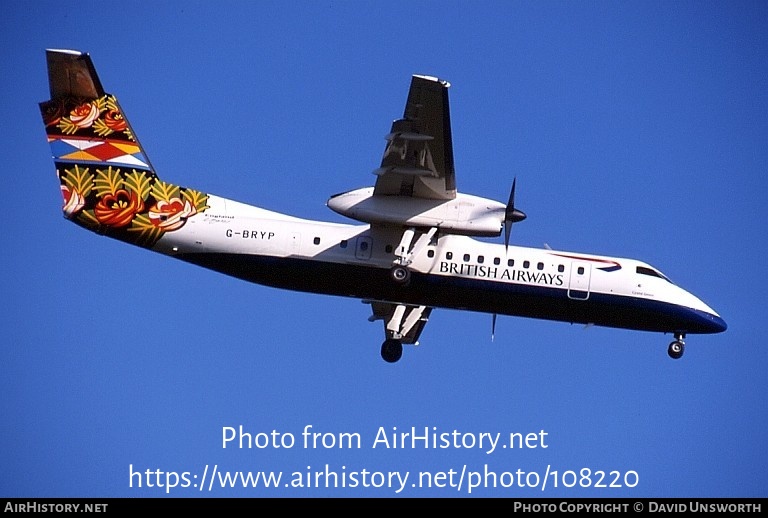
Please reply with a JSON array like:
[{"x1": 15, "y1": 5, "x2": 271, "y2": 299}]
[
  {"x1": 390, "y1": 265, "x2": 411, "y2": 285},
  {"x1": 668, "y1": 340, "x2": 684, "y2": 359},
  {"x1": 381, "y1": 339, "x2": 403, "y2": 363}
]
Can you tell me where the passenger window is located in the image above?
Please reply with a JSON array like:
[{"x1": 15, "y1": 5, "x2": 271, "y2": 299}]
[
  {"x1": 385, "y1": 245, "x2": 393, "y2": 254},
  {"x1": 494, "y1": 257, "x2": 500, "y2": 265},
  {"x1": 523, "y1": 260, "x2": 530, "y2": 269},
  {"x1": 427, "y1": 249, "x2": 434, "y2": 258},
  {"x1": 558, "y1": 264, "x2": 564, "y2": 273},
  {"x1": 313, "y1": 237, "x2": 320, "y2": 245},
  {"x1": 463, "y1": 254, "x2": 470, "y2": 262},
  {"x1": 340, "y1": 240, "x2": 348, "y2": 249},
  {"x1": 507, "y1": 259, "x2": 514, "y2": 267},
  {"x1": 578, "y1": 266, "x2": 585, "y2": 275},
  {"x1": 446, "y1": 252, "x2": 453, "y2": 260},
  {"x1": 478, "y1": 255, "x2": 484, "y2": 264},
  {"x1": 537, "y1": 262, "x2": 544, "y2": 270},
  {"x1": 359, "y1": 241, "x2": 368, "y2": 251}
]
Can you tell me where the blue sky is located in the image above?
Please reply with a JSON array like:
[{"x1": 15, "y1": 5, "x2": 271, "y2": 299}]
[{"x1": 1, "y1": 0, "x2": 766, "y2": 498}]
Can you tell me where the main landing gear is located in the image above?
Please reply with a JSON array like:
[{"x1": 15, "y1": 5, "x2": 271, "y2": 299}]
[
  {"x1": 668, "y1": 332, "x2": 685, "y2": 359},
  {"x1": 390, "y1": 226, "x2": 438, "y2": 286},
  {"x1": 390, "y1": 265, "x2": 411, "y2": 285},
  {"x1": 376, "y1": 227, "x2": 438, "y2": 362},
  {"x1": 367, "y1": 302, "x2": 431, "y2": 363},
  {"x1": 381, "y1": 338, "x2": 403, "y2": 363}
]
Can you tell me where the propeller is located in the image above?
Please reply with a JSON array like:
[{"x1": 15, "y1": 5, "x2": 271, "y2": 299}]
[
  {"x1": 492, "y1": 313, "x2": 497, "y2": 342},
  {"x1": 504, "y1": 177, "x2": 527, "y2": 250},
  {"x1": 493, "y1": 178, "x2": 527, "y2": 337}
]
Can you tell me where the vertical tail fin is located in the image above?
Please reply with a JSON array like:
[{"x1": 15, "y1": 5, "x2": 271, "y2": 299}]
[
  {"x1": 41, "y1": 49, "x2": 155, "y2": 181},
  {"x1": 40, "y1": 50, "x2": 208, "y2": 247}
]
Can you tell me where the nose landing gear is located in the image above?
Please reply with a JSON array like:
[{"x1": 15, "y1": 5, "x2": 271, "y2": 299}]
[{"x1": 668, "y1": 333, "x2": 685, "y2": 359}]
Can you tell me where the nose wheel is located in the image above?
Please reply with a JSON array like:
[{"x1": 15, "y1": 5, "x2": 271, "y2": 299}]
[{"x1": 668, "y1": 333, "x2": 685, "y2": 359}]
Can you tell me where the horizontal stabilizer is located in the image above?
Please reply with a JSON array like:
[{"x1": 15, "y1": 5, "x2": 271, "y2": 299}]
[
  {"x1": 372, "y1": 165, "x2": 439, "y2": 177},
  {"x1": 46, "y1": 49, "x2": 104, "y2": 100},
  {"x1": 384, "y1": 132, "x2": 435, "y2": 142}
]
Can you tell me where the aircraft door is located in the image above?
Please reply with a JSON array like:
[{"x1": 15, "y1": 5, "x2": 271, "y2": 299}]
[
  {"x1": 568, "y1": 261, "x2": 592, "y2": 300},
  {"x1": 355, "y1": 236, "x2": 372, "y2": 260}
]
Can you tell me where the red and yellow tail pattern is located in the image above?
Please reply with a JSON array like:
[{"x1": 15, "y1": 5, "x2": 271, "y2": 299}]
[{"x1": 40, "y1": 50, "x2": 208, "y2": 248}]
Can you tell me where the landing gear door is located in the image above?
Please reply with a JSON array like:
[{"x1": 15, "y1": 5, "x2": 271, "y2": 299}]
[
  {"x1": 568, "y1": 261, "x2": 592, "y2": 300},
  {"x1": 355, "y1": 236, "x2": 372, "y2": 260}
]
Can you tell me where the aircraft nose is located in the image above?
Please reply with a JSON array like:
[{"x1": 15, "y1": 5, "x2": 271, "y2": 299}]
[
  {"x1": 708, "y1": 313, "x2": 727, "y2": 334},
  {"x1": 681, "y1": 289, "x2": 727, "y2": 334},
  {"x1": 691, "y1": 309, "x2": 727, "y2": 334}
]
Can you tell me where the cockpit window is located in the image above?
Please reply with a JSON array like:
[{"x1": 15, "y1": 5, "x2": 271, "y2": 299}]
[{"x1": 636, "y1": 266, "x2": 672, "y2": 283}]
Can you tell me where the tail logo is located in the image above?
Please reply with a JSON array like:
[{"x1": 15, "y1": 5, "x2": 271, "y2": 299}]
[{"x1": 41, "y1": 94, "x2": 209, "y2": 247}]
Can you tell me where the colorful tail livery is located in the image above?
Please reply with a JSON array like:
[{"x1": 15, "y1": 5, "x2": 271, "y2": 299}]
[
  {"x1": 40, "y1": 50, "x2": 726, "y2": 363},
  {"x1": 40, "y1": 49, "x2": 209, "y2": 248}
]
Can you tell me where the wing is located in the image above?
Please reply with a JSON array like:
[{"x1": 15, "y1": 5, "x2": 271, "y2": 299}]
[
  {"x1": 366, "y1": 301, "x2": 432, "y2": 345},
  {"x1": 373, "y1": 75, "x2": 456, "y2": 201}
]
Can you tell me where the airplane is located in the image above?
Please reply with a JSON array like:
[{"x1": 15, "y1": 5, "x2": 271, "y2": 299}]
[{"x1": 39, "y1": 49, "x2": 726, "y2": 363}]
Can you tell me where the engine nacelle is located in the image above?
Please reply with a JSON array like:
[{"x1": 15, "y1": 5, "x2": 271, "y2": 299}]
[{"x1": 327, "y1": 187, "x2": 507, "y2": 237}]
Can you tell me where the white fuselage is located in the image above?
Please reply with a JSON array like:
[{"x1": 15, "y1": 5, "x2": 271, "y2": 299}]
[
  {"x1": 150, "y1": 193, "x2": 725, "y2": 336},
  {"x1": 39, "y1": 49, "x2": 727, "y2": 362}
]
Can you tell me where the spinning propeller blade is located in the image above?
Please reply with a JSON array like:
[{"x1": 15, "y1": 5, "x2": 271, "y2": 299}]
[{"x1": 504, "y1": 178, "x2": 527, "y2": 249}]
